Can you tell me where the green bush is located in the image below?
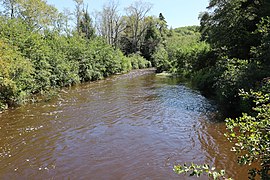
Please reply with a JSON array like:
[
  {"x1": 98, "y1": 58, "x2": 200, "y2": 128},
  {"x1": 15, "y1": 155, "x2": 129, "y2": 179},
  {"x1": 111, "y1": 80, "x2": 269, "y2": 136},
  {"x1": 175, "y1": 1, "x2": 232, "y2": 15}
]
[
  {"x1": 153, "y1": 45, "x2": 171, "y2": 73},
  {"x1": 225, "y1": 81, "x2": 270, "y2": 179},
  {"x1": 129, "y1": 53, "x2": 151, "y2": 70},
  {"x1": 214, "y1": 58, "x2": 266, "y2": 113},
  {"x1": 43, "y1": 32, "x2": 80, "y2": 87},
  {"x1": 0, "y1": 16, "x2": 151, "y2": 110},
  {"x1": 153, "y1": 26, "x2": 212, "y2": 75},
  {"x1": 0, "y1": 40, "x2": 34, "y2": 107},
  {"x1": 191, "y1": 67, "x2": 220, "y2": 95},
  {"x1": 119, "y1": 51, "x2": 132, "y2": 73}
]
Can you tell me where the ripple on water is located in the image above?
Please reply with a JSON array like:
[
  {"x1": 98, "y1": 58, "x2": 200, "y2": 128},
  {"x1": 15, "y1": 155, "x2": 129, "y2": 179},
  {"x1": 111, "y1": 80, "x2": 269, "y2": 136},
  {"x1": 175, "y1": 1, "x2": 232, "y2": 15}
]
[{"x1": 0, "y1": 69, "x2": 250, "y2": 179}]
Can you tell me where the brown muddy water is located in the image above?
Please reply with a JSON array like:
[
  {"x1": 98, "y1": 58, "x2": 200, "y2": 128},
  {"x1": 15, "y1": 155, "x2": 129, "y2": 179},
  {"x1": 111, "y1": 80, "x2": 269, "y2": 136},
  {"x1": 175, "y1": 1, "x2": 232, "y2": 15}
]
[{"x1": 0, "y1": 69, "x2": 250, "y2": 179}]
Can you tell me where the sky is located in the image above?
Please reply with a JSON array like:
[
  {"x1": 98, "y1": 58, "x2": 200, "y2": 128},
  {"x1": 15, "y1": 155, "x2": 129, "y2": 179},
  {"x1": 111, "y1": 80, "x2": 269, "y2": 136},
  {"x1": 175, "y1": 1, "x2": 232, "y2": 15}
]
[{"x1": 46, "y1": 0, "x2": 209, "y2": 28}]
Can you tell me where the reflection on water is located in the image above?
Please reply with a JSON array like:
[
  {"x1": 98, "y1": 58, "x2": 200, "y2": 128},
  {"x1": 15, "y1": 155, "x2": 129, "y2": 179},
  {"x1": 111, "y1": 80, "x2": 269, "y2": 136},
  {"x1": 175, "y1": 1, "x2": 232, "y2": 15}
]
[{"x1": 0, "y1": 69, "x2": 249, "y2": 179}]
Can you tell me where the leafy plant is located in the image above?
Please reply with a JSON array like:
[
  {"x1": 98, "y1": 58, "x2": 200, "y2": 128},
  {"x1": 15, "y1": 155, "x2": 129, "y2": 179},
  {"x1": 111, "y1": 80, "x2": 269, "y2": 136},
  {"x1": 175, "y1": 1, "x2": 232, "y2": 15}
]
[
  {"x1": 225, "y1": 81, "x2": 270, "y2": 179},
  {"x1": 0, "y1": 14, "x2": 150, "y2": 110},
  {"x1": 129, "y1": 53, "x2": 151, "y2": 70},
  {"x1": 152, "y1": 45, "x2": 171, "y2": 73},
  {"x1": 174, "y1": 163, "x2": 232, "y2": 180},
  {"x1": 0, "y1": 39, "x2": 34, "y2": 107}
]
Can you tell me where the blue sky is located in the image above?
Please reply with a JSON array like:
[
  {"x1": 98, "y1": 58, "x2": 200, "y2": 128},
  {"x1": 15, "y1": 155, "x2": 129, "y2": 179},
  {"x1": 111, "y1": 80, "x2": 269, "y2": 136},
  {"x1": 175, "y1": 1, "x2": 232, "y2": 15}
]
[{"x1": 46, "y1": 0, "x2": 209, "y2": 28}]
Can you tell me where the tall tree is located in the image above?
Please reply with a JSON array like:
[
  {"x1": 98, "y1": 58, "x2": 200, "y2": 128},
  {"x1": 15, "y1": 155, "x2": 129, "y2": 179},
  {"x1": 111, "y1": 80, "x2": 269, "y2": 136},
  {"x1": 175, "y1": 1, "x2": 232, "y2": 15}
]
[
  {"x1": 96, "y1": 0, "x2": 125, "y2": 48},
  {"x1": 158, "y1": 13, "x2": 167, "y2": 38},
  {"x1": 79, "y1": 7, "x2": 95, "y2": 39},
  {"x1": 0, "y1": 0, "x2": 17, "y2": 18},
  {"x1": 73, "y1": 0, "x2": 83, "y2": 34},
  {"x1": 19, "y1": 0, "x2": 58, "y2": 29},
  {"x1": 124, "y1": 0, "x2": 152, "y2": 53},
  {"x1": 0, "y1": 0, "x2": 58, "y2": 29},
  {"x1": 140, "y1": 16, "x2": 162, "y2": 61},
  {"x1": 53, "y1": 8, "x2": 73, "y2": 35},
  {"x1": 200, "y1": 0, "x2": 270, "y2": 60}
]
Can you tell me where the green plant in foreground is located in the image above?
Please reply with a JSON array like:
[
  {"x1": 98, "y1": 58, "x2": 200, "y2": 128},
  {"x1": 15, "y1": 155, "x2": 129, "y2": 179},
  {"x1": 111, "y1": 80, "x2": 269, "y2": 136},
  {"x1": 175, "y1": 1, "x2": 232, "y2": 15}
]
[
  {"x1": 174, "y1": 163, "x2": 232, "y2": 180},
  {"x1": 225, "y1": 82, "x2": 270, "y2": 180}
]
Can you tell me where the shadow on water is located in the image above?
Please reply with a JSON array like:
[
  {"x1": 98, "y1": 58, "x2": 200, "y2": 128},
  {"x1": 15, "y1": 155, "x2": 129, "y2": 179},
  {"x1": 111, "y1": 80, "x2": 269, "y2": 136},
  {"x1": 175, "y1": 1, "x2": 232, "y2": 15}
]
[{"x1": 0, "y1": 69, "x2": 250, "y2": 179}]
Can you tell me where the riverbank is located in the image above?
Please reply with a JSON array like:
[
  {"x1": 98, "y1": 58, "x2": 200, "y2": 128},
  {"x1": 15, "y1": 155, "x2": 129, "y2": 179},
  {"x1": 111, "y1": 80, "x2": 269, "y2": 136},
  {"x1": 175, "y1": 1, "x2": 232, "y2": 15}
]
[{"x1": 0, "y1": 62, "x2": 152, "y2": 114}]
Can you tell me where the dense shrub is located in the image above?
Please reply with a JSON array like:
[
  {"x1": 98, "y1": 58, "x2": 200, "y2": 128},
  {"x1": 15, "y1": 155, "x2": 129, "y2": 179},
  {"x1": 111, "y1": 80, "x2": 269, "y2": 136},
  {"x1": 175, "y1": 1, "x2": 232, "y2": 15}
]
[
  {"x1": 225, "y1": 80, "x2": 270, "y2": 179},
  {"x1": 214, "y1": 58, "x2": 268, "y2": 113},
  {"x1": 153, "y1": 26, "x2": 212, "y2": 76},
  {"x1": 174, "y1": 42, "x2": 211, "y2": 76},
  {"x1": 129, "y1": 53, "x2": 151, "y2": 70},
  {"x1": 191, "y1": 67, "x2": 219, "y2": 95},
  {"x1": 152, "y1": 45, "x2": 171, "y2": 73},
  {"x1": 0, "y1": 40, "x2": 34, "y2": 109},
  {"x1": 0, "y1": 17, "x2": 148, "y2": 110}
]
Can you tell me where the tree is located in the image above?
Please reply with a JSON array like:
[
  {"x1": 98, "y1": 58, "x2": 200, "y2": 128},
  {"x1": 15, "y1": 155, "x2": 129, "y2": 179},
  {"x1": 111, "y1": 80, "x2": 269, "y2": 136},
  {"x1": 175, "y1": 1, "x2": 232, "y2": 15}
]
[
  {"x1": 73, "y1": 0, "x2": 95, "y2": 39},
  {"x1": 96, "y1": 0, "x2": 125, "y2": 48},
  {"x1": 124, "y1": 0, "x2": 152, "y2": 54},
  {"x1": 253, "y1": 16, "x2": 270, "y2": 66},
  {"x1": 0, "y1": 0, "x2": 59, "y2": 30},
  {"x1": 0, "y1": 0, "x2": 17, "y2": 18},
  {"x1": 0, "y1": 39, "x2": 34, "y2": 107},
  {"x1": 174, "y1": 163, "x2": 231, "y2": 180},
  {"x1": 73, "y1": 0, "x2": 83, "y2": 34},
  {"x1": 200, "y1": 0, "x2": 270, "y2": 60},
  {"x1": 157, "y1": 13, "x2": 167, "y2": 38},
  {"x1": 17, "y1": 0, "x2": 58, "y2": 30},
  {"x1": 140, "y1": 16, "x2": 162, "y2": 61},
  {"x1": 79, "y1": 7, "x2": 95, "y2": 39},
  {"x1": 53, "y1": 8, "x2": 73, "y2": 35}
]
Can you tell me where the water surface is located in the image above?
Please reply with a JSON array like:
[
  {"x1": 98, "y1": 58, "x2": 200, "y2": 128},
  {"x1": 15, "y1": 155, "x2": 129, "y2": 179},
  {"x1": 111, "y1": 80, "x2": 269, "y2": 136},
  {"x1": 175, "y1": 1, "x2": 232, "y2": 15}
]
[{"x1": 0, "y1": 69, "x2": 249, "y2": 179}]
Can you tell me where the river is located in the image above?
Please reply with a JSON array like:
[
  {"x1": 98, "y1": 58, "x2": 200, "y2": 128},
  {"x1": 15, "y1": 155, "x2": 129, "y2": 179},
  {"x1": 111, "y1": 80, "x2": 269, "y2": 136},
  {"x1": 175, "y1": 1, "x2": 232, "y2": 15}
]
[{"x1": 0, "y1": 69, "x2": 250, "y2": 179}]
